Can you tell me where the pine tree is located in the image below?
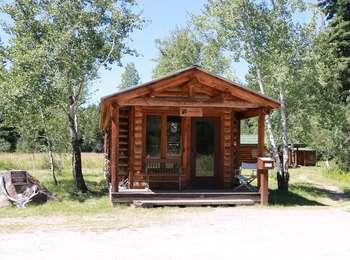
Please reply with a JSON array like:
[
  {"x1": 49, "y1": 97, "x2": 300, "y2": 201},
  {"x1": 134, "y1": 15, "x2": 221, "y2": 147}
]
[
  {"x1": 119, "y1": 63, "x2": 141, "y2": 89},
  {"x1": 315, "y1": 0, "x2": 350, "y2": 169}
]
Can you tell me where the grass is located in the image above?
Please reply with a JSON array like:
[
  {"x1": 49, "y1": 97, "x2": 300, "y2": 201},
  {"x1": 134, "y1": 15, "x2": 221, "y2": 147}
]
[
  {"x1": 0, "y1": 152, "x2": 104, "y2": 171},
  {"x1": 0, "y1": 152, "x2": 213, "y2": 232},
  {"x1": 0, "y1": 153, "x2": 350, "y2": 224},
  {"x1": 267, "y1": 163, "x2": 350, "y2": 206},
  {"x1": 0, "y1": 152, "x2": 112, "y2": 217}
]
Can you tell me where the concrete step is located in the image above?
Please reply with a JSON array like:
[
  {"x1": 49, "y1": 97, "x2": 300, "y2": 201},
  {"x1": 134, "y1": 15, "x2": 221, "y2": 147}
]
[
  {"x1": 112, "y1": 191, "x2": 261, "y2": 204},
  {"x1": 133, "y1": 198, "x2": 255, "y2": 208}
]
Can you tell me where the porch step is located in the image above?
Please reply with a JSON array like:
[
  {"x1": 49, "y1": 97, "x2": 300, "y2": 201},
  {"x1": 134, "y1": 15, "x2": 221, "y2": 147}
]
[
  {"x1": 112, "y1": 191, "x2": 260, "y2": 204},
  {"x1": 133, "y1": 199, "x2": 255, "y2": 208}
]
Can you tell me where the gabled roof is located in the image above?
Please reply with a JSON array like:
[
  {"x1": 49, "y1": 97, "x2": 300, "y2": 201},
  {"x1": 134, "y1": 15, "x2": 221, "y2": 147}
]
[
  {"x1": 101, "y1": 65, "x2": 280, "y2": 106},
  {"x1": 99, "y1": 66, "x2": 280, "y2": 129}
]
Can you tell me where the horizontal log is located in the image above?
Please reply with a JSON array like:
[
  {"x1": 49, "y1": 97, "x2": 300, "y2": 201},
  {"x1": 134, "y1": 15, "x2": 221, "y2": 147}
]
[
  {"x1": 119, "y1": 97, "x2": 259, "y2": 109},
  {"x1": 238, "y1": 108, "x2": 270, "y2": 119}
]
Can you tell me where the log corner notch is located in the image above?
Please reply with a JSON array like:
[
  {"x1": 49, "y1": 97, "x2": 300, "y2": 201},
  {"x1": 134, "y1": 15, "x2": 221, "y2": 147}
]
[{"x1": 110, "y1": 104, "x2": 119, "y2": 193}]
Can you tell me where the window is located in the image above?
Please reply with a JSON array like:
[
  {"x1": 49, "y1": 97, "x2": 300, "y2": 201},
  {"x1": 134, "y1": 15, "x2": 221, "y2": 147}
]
[
  {"x1": 146, "y1": 114, "x2": 182, "y2": 158},
  {"x1": 167, "y1": 116, "x2": 181, "y2": 155},
  {"x1": 146, "y1": 115, "x2": 161, "y2": 157}
]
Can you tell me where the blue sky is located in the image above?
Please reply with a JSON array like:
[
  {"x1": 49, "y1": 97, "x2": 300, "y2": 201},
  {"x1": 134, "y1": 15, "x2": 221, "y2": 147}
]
[
  {"x1": 91, "y1": 0, "x2": 238, "y2": 104},
  {"x1": 91, "y1": 0, "x2": 314, "y2": 104},
  {"x1": 1, "y1": 0, "x2": 315, "y2": 104}
]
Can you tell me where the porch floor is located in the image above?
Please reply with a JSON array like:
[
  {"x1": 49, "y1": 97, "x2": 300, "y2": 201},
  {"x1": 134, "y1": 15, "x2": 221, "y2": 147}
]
[{"x1": 111, "y1": 188, "x2": 261, "y2": 205}]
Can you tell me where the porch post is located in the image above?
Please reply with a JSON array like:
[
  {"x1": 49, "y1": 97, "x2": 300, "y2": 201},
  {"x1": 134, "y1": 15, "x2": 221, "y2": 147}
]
[
  {"x1": 103, "y1": 131, "x2": 111, "y2": 183},
  {"x1": 257, "y1": 111, "x2": 265, "y2": 188},
  {"x1": 181, "y1": 117, "x2": 191, "y2": 187},
  {"x1": 110, "y1": 104, "x2": 119, "y2": 193},
  {"x1": 258, "y1": 111, "x2": 268, "y2": 205}
]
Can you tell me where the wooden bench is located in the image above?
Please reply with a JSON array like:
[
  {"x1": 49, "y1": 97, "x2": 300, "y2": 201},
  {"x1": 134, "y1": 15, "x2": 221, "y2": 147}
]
[{"x1": 145, "y1": 158, "x2": 182, "y2": 191}]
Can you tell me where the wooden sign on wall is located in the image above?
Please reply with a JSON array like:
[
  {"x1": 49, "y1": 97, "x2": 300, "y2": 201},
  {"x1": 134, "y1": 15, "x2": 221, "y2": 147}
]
[{"x1": 180, "y1": 108, "x2": 203, "y2": 117}]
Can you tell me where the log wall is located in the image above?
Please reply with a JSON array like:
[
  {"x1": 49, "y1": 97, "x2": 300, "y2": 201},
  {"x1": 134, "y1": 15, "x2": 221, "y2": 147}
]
[
  {"x1": 222, "y1": 109, "x2": 235, "y2": 187},
  {"x1": 106, "y1": 106, "x2": 245, "y2": 189},
  {"x1": 131, "y1": 106, "x2": 145, "y2": 188}
]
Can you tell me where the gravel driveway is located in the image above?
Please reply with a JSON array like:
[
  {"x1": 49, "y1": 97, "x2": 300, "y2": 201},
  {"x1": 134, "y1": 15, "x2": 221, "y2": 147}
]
[{"x1": 1, "y1": 207, "x2": 350, "y2": 260}]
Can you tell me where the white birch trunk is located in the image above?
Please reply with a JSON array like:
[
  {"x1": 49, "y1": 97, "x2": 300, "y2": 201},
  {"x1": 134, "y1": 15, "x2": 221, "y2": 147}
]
[
  {"x1": 279, "y1": 89, "x2": 289, "y2": 179},
  {"x1": 255, "y1": 67, "x2": 282, "y2": 174},
  {"x1": 48, "y1": 149, "x2": 58, "y2": 185}
]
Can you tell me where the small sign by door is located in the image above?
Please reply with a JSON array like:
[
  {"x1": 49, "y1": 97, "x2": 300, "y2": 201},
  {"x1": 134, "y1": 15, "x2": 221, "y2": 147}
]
[{"x1": 180, "y1": 108, "x2": 203, "y2": 117}]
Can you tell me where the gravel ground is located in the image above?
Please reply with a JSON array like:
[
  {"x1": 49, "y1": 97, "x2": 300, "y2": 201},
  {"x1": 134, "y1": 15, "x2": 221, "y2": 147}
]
[{"x1": 1, "y1": 206, "x2": 350, "y2": 260}]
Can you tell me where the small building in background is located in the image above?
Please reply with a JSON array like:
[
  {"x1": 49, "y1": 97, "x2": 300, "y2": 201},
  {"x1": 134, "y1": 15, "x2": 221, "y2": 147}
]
[
  {"x1": 239, "y1": 135, "x2": 317, "y2": 167},
  {"x1": 288, "y1": 145, "x2": 317, "y2": 167}
]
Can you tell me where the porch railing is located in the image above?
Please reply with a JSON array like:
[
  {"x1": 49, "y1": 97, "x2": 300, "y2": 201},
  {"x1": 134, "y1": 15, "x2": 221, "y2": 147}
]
[{"x1": 145, "y1": 158, "x2": 182, "y2": 190}]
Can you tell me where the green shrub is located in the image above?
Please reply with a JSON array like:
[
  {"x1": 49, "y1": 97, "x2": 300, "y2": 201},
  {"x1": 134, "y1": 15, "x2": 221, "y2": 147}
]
[{"x1": 0, "y1": 138, "x2": 12, "y2": 152}]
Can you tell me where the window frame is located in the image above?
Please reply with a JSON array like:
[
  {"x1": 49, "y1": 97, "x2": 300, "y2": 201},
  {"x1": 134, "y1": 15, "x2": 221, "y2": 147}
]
[
  {"x1": 166, "y1": 115, "x2": 182, "y2": 157},
  {"x1": 144, "y1": 111, "x2": 182, "y2": 159}
]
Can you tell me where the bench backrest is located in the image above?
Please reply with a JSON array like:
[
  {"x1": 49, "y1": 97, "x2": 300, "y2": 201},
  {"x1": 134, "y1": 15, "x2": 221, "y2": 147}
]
[{"x1": 145, "y1": 158, "x2": 181, "y2": 176}]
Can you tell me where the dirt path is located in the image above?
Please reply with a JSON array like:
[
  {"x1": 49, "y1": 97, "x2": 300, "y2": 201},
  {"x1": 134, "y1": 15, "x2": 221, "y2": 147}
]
[{"x1": 1, "y1": 207, "x2": 350, "y2": 260}]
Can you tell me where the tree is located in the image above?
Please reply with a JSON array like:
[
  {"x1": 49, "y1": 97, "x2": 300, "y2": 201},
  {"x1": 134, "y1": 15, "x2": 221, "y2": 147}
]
[
  {"x1": 1, "y1": 0, "x2": 144, "y2": 192},
  {"x1": 79, "y1": 104, "x2": 103, "y2": 152},
  {"x1": 119, "y1": 62, "x2": 141, "y2": 89},
  {"x1": 152, "y1": 28, "x2": 234, "y2": 79},
  {"x1": 0, "y1": 58, "x2": 69, "y2": 184},
  {"x1": 194, "y1": 0, "x2": 311, "y2": 190},
  {"x1": 306, "y1": 0, "x2": 350, "y2": 170},
  {"x1": 319, "y1": 0, "x2": 349, "y2": 103},
  {"x1": 0, "y1": 127, "x2": 19, "y2": 152}
]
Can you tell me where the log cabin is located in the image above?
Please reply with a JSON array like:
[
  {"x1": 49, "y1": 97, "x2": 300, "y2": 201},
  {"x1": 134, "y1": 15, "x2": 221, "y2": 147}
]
[
  {"x1": 99, "y1": 66, "x2": 280, "y2": 206},
  {"x1": 288, "y1": 145, "x2": 317, "y2": 167}
]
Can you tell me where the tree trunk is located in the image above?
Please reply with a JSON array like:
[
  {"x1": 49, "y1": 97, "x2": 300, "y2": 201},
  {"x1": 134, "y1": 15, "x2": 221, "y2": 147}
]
[
  {"x1": 48, "y1": 145, "x2": 58, "y2": 186},
  {"x1": 278, "y1": 89, "x2": 289, "y2": 191},
  {"x1": 68, "y1": 96, "x2": 88, "y2": 193},
  {"x1": 255, "y1": 67, "x2": 283, "y2": 175},
  {"x1": 265, "y1": 114, "x2": 282, "y2": 174}
]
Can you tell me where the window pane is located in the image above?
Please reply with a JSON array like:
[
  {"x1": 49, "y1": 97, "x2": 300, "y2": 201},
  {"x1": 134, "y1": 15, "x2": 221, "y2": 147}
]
[
  {"x1": 167, "y1": 116, "x2": 181, "y2": 155},
  {"x1": 146, "y1": 115, "x2": 161, "y2": 157}
]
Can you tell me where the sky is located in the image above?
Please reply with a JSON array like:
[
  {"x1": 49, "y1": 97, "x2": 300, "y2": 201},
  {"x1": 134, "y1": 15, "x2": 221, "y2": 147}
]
[
  {"x1": 0, "y1": 0, "x2": 315, "y2": 105},
  {"x1": 91, "y1": 0, "x2": 314, "y2": 104},
  {"x1": 90, "y1": 0, "x2": 250, "y2": 104}
]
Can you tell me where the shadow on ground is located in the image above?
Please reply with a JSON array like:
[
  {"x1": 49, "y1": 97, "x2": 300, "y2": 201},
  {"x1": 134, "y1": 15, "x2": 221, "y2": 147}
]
[
  {"x1": 46, "y1": 179, "x2": 108, "y2": 203},
  {"x1": 295, "y1": 184, "x2": 350, "y2": 200},
  {"x1": 269, "y1": 182, "x2": 350, "y2": 206},
  {"x1": 269, "y1": 189, "x2": 324, "y2": 206}
]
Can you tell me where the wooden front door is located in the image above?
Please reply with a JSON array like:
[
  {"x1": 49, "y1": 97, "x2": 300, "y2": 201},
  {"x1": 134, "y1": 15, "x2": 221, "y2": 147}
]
[{"x1": 190, "y1": 117, "x2": 219, "y2": 187}]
